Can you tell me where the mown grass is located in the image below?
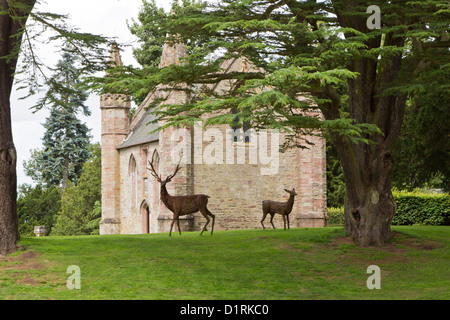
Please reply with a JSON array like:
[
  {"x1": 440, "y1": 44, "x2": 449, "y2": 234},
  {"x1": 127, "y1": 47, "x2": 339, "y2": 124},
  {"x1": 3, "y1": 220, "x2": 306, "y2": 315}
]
[{"x1": 0, "y1": 226, "x2": 448, "y2": 300}]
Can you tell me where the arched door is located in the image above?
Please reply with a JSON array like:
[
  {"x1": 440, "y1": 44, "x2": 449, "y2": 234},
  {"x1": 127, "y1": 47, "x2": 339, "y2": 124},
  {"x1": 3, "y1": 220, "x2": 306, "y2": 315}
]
[{"x1": 140, "y1": 201, "x2": 150, "y2": 234}]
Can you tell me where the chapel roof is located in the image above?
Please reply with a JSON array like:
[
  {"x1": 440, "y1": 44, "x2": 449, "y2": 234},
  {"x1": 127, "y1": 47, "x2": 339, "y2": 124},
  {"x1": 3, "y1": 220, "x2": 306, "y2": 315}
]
[
  {"x1": 116, "y1": 38, "x2": 260, "y2": 151},
  {"x1": 117, "y1": 111, "x2": 159, "y2": 150},
  {"x1": 116, "y1": 34, "x2": 188, "y2": 150}
]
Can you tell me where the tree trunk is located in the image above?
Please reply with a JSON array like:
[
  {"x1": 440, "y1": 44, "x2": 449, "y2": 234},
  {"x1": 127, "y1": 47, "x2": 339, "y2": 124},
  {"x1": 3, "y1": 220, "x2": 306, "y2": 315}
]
[
  {"x1": 322, "y1": 1, "x2": 409, "y2": 245},
  {"x1": 62, "y1": 156, "x2": 69, "y2": 191},
  {"x1": 0, "y1": 70, "x2": 19, "y2": 255},
  {"x1": 0, "y1": 135, "x2": 18, "y2": 256},
  {"x1": 333, "y1": 48, "x2": 407, "y2": 246},
  {"x1": 0, "y1": 0, "x2": 36, "y2": 255},
  {"x1": 338, "y1": 143, "x2": 398, "y2": 246},
  {"x1": 344, "y1": 189, "x2": 396, "y2": 246}
]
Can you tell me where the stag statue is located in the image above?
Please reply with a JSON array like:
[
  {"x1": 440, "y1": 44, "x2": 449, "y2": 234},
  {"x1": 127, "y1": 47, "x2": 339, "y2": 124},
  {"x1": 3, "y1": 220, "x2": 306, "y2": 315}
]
[
  {"x1": 147, "y1": 158, "x2": 215, "y2": 236},
  {"x1": 261, "y1": 188, "x2": 297, "y2": 230}
]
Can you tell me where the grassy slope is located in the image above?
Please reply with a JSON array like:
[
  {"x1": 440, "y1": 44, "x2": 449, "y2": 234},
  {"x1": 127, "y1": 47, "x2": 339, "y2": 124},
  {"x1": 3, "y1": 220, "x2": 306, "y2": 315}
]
[{"x1": 0, "y1": 226, "x2": 448, "y2": 300}]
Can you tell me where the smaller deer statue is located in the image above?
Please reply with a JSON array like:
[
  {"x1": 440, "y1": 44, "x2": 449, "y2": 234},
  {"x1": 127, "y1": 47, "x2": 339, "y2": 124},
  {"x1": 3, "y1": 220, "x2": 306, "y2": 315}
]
[
  {"x1": 147, "y1": 158, "x2": 215, "y2": 236},
  {"x1": 261, "y1": 188, "x2": 297, "y2": 230}
]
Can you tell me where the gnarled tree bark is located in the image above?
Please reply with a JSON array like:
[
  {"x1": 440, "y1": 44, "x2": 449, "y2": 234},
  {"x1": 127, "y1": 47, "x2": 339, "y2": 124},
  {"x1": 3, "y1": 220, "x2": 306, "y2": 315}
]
[
  {"x1": 0, "y1": 0, "x2": 36, "y2": 255},
  {"x1": 334, "y1": 48, "x2": 407, "y2": 246}
]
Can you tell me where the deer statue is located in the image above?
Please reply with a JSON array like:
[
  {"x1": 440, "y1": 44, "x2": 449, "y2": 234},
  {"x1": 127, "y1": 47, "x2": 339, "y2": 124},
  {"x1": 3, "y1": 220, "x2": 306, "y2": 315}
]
[
  {"x1": 261, "y1": 188, "x2": 297, "y2": 230},
  {"x1": 147, "y1": 158, "x2": 215, "y2": 236}
]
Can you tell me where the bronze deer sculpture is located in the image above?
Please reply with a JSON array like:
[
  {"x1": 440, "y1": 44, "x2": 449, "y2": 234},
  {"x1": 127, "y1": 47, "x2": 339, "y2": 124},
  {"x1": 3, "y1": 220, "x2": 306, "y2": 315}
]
[
  {"x1": 261, "y1": 188, "x2": 297, "y2": 230},
  {"x1": 147, "y1": 159, "x2": 215, "y2": 236}
]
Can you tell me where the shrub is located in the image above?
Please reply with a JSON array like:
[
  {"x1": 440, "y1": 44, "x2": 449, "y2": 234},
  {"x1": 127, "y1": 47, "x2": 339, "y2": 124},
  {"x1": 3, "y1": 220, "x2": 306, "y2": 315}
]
[
  {"x1": 51, "y1": 144, "x2": 101, "y2": 235},
  {"x1": 17, "y1": 184, "x2": 61, "y2": 237},
  {"x1": 392, "y1": 190, "x2": 450, "y2": 226},
  {"x1": 326, "y1": 190, "x2": 449, "y2": 227},
  {"x1": 326, "y1": 207, "x2": 344, "y2": 226}
]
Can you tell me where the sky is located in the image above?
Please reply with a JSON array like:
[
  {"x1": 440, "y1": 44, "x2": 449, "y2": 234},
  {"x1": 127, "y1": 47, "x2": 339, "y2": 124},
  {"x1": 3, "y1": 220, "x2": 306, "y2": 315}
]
[{"x1": 11, "y1": 0, "x2": 171, "y2": 186}]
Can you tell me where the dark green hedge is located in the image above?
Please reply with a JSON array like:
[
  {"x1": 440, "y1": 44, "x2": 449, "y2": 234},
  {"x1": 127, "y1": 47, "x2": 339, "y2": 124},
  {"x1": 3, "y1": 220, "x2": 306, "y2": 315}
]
[
  {"x1": 326, "y1": 191, "x2": 449, "y2": 226},
  {"x1": 326, "y1": 207, "x2": 344, "y2": 226},
  {"x1": 392, "y1": 191, "x2": 450, "y2": 226}
]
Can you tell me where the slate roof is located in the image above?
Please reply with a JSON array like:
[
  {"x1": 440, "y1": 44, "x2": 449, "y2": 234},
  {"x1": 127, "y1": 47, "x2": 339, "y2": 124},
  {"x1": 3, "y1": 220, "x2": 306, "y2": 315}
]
[
  {"x1": 117, "y1": 110, "x2": 159, "y2": 150},
  {"x1": 114, "y1": 40, "x2": 258, "y2": 151}
]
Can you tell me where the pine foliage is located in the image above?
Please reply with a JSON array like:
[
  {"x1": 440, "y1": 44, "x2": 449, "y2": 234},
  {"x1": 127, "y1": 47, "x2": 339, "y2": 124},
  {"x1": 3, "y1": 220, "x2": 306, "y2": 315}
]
[
  {"x1": 51, "y1": 143, "x2": 101, "y2": 236},
  {"x1": 97, "y1": 0, "x2": 448, "y2": 150},
  {"x1": 24, "y1": 49, "x2": 91, "y2": 189}
]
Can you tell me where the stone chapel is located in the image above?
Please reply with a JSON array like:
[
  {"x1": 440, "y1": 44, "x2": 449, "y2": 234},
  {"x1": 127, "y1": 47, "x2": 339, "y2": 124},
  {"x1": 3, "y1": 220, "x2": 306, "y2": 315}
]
[{"x1": 99, "y1": 41, "x2": 327, "y2": 235}]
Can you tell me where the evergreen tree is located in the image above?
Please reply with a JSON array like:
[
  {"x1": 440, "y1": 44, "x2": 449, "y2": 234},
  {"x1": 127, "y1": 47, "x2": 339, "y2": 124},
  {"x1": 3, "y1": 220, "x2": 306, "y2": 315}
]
[
  {"x1": 126, "y1": 0, "x2": 207, "y2": 105},
  {"x1": 0, "y1": 0, "x2": 109, "y2": 255},
  {"x1": 392, "y1": 68, "x2": 450, "y2": 192},
  {"x1": 101, "y1": 0, "x2": 449, "y2": 245},
  {"x1": 51, "y1": 143, "x2": 101, "y2": 236},
  {"x1": 24, "y1": 49, "x2": 92, "y2": 190},
  {"x1": 16, "y1": 184, "x2": 61, "y2": 237},
  {"x1": 326, "y1": 142, "x2": 346, "y2": 208},
  {"x1": 0, "y1": 0, "x2": 35, "y2": 256},
  {"x1": 128, "y1": 0, "x2": 166, "y2": 69}
]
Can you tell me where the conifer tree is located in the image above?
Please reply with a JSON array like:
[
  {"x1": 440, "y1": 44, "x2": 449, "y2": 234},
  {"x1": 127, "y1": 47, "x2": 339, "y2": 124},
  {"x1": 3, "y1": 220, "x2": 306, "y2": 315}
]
[
  {"x1": 126, "y1": 0, "x2": 207, "y2": 105},
  {"x1": 24, "y1": 49, "x2": 91, "y2": 191},
  {"x1": 1, "y1": 0, "x2": 109, "y2": 255},
  {"x1": 101, "y1": 0, "x2": 449, "y2": 245},
  {"x1": 51, "y1": 143, "x2": 101, "y2": 236}
]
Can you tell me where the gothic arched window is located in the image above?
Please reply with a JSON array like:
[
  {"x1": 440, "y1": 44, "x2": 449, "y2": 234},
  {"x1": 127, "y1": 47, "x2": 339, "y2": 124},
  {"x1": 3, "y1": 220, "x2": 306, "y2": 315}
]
[
  {"x1": 129, "y1": 154, "x2": 138, "y2": 210},
  {"x1": 150, "y1": 150, "x2": 160, "y2": 205}
]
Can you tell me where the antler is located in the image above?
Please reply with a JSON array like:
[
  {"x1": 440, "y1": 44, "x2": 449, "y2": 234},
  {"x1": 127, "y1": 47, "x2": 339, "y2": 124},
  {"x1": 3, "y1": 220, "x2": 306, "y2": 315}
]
[
  {"x1": 166, "y1": 164, "x2": 181, "y2": 182},
  {"x1": 147, "y1": 159, "x2": 162, "y2": 182},
  {"x1": 147, "y1": 156, "x2": 183, "y2": 183},
  {"x1": 166, "y1": 157, "x2": 182, "y2": 182}
]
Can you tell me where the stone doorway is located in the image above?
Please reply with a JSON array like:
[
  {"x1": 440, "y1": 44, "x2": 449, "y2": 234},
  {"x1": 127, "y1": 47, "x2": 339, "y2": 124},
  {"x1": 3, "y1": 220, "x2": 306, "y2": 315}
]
[{"x1": 141, "y1": 201, "x2": 150, "y2": 234}]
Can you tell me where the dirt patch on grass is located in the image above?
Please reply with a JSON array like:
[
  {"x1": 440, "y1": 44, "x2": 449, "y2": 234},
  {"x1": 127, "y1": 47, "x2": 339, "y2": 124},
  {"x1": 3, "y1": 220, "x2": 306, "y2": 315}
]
[
  {"x1": 278, "y1": 231, "x2": 441, "y2": 259},
  {"x1": 391, "y1": 232, "x2": 442, "y2": 251},
  {"x1": 17, "y1": 276, "x2": 41, "y2": 286},
  {"x1": 328, "y1": 232, "x2": 443, "y2": 266},
  {"x1": 329, "y1": 232, "x2": 442, "y2": 252},
  {"x1": 0, "y1": 247, "x2": 63, "y2": 288},
  {"x1": 0, "y1": 248, "x2": 44, "y2": 271},
  {"x1": 328, "y1": 236, "x2": 355, "y2": 247}
]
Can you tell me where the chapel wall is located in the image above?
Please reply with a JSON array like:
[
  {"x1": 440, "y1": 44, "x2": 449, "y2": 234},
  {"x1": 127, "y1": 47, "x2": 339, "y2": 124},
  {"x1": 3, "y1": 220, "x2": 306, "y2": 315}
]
[{"x1": 188, "y1": 124, "x2": 327, "y2": 231}]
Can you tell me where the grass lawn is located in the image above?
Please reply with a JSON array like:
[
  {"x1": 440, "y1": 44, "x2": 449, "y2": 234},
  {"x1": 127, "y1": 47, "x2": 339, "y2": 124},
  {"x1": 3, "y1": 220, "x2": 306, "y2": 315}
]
[{"x1": 0, "y1": 226, "x2": 448, "y2": 300}]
